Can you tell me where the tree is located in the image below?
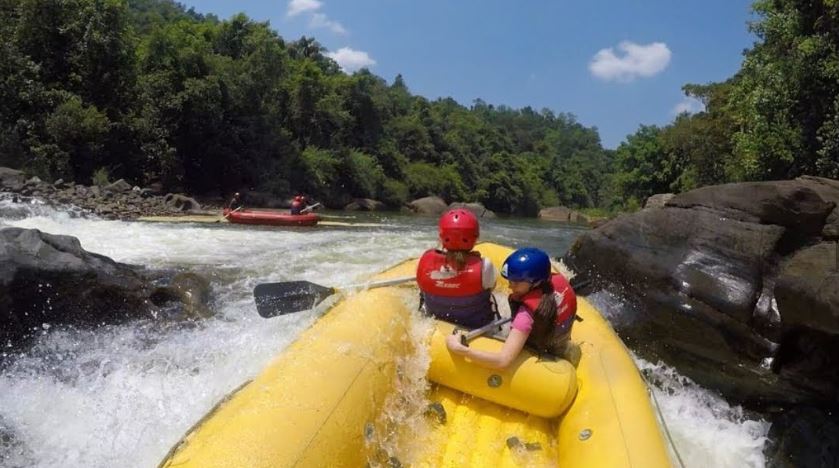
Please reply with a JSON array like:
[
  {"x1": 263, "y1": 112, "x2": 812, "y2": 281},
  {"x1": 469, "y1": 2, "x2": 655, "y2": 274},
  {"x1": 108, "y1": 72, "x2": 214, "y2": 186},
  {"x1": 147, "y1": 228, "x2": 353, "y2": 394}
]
[{"x1": 728, "y1": 0, "x2": 839, "y2": 180}]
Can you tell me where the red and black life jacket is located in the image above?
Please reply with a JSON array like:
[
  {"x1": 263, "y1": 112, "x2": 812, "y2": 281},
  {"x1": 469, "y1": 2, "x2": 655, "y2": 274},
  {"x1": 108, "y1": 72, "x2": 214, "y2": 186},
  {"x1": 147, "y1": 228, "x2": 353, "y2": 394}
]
[
  {"x1": 416, "y1": 249, "x2": 493, "y2": 328},
  {"x1": 519, "y1": 274, "x2": 577, "y2": 335}
]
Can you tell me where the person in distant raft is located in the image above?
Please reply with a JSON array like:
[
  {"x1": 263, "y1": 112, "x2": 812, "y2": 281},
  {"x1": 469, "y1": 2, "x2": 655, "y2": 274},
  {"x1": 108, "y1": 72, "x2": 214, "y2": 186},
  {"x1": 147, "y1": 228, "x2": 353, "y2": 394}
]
[
  {"x1": 289, "y1": 195, "x2": 307, "y2": 215},
  {"x1": 416, "y1": 209, "x2": 498, "y2": 328},
  {"x1": 446, "y1": 247, "x2": 577, "y2": 369},
  {"x1": 227, "y1": 192, "x2": 244, "y2": 210}
]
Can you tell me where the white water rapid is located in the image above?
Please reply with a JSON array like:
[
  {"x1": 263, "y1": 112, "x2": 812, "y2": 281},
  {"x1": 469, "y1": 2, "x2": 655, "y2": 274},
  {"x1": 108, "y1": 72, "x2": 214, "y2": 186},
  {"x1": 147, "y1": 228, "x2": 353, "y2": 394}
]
[{"x1": 0, "y1": 195, "x2": 769, "y2": 467}]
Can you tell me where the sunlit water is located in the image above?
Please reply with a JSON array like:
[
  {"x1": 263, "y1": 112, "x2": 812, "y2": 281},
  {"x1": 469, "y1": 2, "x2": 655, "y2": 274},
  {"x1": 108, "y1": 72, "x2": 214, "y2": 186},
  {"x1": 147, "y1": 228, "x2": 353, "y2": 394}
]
[{"x1": 0, "y1": 194, "x2": 769, "y2": 467}]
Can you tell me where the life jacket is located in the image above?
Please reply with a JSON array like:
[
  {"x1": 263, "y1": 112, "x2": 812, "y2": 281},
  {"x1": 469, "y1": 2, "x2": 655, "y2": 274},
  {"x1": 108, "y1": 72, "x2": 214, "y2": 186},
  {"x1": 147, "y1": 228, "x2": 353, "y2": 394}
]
[
  {"x1": 520, "y1": 274, "x2": 577, "y2": 335},
  {"x1": 290, "y1": 198, "x2": 303, "y2": 214},
  {"x1": 416, "y1": 249, "x2": 493, "y2": 328}
]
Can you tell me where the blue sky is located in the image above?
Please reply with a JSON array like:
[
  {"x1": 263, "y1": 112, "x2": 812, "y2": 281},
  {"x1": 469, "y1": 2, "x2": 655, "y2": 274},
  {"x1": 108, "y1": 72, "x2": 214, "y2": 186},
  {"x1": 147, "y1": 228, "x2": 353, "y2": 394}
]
[{"x1": 177, "y1": 0, "x2": 757, "y2": 149}]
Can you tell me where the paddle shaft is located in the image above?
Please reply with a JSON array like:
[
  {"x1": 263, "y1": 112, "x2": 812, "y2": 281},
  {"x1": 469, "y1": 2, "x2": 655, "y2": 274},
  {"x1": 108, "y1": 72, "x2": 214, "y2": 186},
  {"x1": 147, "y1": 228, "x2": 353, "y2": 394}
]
[
  {"x1": 223, "y1": 206, "x2": 243, "y2": 218},
  {"x1": 340, "y1": 275, "x2": 415, "y2": 291},
  {"x1": 253, "y1": 275, "x2": 415, "y2": 317},
  {"x1": 460, "y1": 316, "x2": 513, "y2": 346},
  {"x1": 300, "y1": 202, "x2": 321, "y2": 214}
]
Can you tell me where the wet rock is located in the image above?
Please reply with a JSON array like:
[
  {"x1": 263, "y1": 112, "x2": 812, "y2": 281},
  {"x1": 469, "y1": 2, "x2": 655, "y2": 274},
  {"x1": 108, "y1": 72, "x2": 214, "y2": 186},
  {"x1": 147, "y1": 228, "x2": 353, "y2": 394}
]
[
  {"x1": 775, "y1": 243, "x2": 839, "y2": 333},
  {"x1": 0, "y1": 227, "x2": 154, "y2": 347},
  {"x1": 150, "y1": 272, "x2": 213, "y2": 319},
  {"x1": 563, "y1": 177, "x2": 839, "y2": 407},
  {"x1": 765, "y1": 406, "x2": 839, "y2": 468}
]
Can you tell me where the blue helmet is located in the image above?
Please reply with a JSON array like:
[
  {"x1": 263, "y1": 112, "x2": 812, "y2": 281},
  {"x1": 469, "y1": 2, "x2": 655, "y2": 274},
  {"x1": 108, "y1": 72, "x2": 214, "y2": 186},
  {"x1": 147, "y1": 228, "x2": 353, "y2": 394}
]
[{"x1": 501, "y1": 247, "x2": 551, "y2": 284}]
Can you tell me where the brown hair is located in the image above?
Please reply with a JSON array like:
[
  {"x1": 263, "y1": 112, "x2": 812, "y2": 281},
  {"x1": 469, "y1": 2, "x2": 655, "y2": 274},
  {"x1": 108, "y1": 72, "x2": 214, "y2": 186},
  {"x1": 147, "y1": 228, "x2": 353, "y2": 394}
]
[
  {"x1": 511, "y1": 280, "x2": 557, "y2": 353},
  {"x1": 445, "y1": 250, "x2": 479, "y2": 270}
]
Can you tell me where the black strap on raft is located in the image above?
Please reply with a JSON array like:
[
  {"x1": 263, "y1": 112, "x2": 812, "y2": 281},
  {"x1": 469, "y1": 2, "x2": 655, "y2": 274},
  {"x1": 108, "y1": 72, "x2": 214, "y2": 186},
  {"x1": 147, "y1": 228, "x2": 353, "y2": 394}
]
[{"x1": 490, "y1": 293, "x2": 501, "y2": 321}]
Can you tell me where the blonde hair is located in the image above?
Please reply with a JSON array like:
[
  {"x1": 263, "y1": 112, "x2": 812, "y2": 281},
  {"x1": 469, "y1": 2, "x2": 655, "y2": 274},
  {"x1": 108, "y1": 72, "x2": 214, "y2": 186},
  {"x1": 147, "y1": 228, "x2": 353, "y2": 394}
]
[{"x1": 445, "y1": 250, "x2": 480, "y2": 270}]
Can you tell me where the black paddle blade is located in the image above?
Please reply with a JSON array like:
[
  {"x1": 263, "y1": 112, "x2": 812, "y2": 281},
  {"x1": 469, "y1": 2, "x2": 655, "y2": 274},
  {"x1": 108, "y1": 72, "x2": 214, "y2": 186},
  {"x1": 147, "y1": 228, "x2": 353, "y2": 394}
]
[{"x1": 253, "y1": 281, "x2": 336, "y2": 317}]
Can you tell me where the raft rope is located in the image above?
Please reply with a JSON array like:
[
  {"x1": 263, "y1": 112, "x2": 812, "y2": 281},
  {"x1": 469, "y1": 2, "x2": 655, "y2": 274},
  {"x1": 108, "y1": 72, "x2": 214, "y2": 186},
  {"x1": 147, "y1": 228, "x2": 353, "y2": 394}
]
[{"x1": 639, "y1": 370, "x2": 687, "y2": 468}]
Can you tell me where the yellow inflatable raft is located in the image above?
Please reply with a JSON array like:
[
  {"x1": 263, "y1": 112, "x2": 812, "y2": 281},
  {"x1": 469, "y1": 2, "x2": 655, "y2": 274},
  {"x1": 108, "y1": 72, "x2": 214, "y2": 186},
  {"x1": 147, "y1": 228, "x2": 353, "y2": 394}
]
[{"x1": 159, "y1": 243, "x2": 674, "y2": 467}]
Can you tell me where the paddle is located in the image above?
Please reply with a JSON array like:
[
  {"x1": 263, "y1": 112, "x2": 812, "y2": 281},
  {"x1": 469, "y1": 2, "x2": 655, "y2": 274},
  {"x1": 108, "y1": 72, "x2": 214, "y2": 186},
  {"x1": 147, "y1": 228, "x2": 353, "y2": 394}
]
[
  {"x1": 458, "y1": 316, "x2": 514, "y2": 346},
  {"x1": 216, "y1": 206, "x2": 242, "y2": 223},
  {"x1": 300, "y1": 202, "x2": 321, "y2": 214},
  {"x1": 253, "y1": 275, "x2": 415, "y2": 318}
]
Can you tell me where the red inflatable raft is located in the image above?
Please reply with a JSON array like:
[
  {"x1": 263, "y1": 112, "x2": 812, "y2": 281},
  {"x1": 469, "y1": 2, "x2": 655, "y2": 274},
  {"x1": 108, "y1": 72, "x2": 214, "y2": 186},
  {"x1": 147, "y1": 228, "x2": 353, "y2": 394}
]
[{"x1": 223, "y1": 208, "x2": 320, "y2": 227}]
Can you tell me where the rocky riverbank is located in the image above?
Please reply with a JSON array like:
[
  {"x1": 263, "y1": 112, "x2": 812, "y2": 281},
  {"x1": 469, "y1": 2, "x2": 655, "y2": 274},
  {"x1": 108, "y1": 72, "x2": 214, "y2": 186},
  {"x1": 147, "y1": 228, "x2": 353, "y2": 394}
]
[
  {"x1": 0, "y1": 167, "x2": 211, "y2": 220},
  {"x1": 562, "y1": 175, "x2": 839, "y2": 466}
]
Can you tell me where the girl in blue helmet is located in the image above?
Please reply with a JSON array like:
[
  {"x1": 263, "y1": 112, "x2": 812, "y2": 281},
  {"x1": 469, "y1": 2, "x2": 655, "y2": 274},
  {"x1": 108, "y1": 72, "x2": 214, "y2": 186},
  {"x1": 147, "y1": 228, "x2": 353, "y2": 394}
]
[{"x1": 445, "y1": 247, "x2": 577, "y2": 369}]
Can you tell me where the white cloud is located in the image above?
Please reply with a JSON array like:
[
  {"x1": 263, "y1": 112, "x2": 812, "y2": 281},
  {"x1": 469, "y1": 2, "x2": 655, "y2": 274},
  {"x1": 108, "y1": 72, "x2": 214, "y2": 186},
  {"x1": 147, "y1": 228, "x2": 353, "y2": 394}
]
[
  {"x1": 287, "y1": 0, "x2": 321, "y2": 17},
  {"x1": 326, "y1": 47, "x2": 376, "y2": 72},
  {"x1": 310, "y1": 13, "x2": 346, "y2": 35},
  {"x1": 673, "y1": 96, "x2": 705, "y2": 115},
  {"x1": 589, "y1": 41, "x2": 671, "y2": 82}
]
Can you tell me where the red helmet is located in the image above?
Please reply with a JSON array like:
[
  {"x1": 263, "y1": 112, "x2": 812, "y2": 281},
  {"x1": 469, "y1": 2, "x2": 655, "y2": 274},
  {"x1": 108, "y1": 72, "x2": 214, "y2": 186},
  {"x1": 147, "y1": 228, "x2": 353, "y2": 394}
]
[
  {"x1": 293, "y1": 195, "x2": 303, "y2": 202},
  {"x1": 438, "y1": 209, "x2": 479, "y2": 251}
]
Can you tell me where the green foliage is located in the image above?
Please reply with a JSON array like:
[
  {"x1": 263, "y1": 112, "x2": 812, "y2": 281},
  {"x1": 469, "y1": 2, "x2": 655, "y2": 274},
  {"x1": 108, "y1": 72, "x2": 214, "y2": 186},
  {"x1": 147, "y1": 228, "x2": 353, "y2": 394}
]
[
  {"x1": 25, "y1": 0, "x2": 839, "y2": 215},
  {"x1": 379, "y1": 178, "x2": 409, "y2": 207},
  {"x1": 726, "y1": 0, "x2": 839, "y2": 180},
  {"x1": 92, "y1": 167, "x2": 110, "y2": 187},
  {"x1": 404, "y1": 162, "x2": 466, "y2": 202}
]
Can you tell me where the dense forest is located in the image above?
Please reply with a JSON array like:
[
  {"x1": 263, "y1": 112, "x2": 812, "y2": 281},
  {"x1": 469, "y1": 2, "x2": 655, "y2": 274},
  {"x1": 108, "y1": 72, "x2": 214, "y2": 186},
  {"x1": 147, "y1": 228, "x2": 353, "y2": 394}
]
[{"x1": 1, "y1": 0, "x2": 837, "y2": 214}]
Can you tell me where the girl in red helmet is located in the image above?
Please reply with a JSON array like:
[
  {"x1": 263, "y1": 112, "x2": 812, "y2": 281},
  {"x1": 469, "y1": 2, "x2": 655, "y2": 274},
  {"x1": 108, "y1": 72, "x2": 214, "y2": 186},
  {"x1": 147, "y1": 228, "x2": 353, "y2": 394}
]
[{"x1": 415, "y1": 209, "x2": 498, "y2": 328}]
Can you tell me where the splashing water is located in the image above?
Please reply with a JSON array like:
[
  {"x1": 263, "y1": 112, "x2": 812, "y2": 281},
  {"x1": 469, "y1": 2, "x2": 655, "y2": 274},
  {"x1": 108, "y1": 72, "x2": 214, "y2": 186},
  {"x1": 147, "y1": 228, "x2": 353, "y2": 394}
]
[{"x1": 0, "y1": 197, "x2": 769, "y2": 467}]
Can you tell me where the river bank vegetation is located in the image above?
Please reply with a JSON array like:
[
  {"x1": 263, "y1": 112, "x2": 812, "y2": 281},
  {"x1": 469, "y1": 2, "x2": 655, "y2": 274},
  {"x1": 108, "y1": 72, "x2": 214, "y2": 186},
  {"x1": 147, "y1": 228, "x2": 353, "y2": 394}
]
[{"x1": 1, "y1": 0, "x2": 837, "y2": 215}]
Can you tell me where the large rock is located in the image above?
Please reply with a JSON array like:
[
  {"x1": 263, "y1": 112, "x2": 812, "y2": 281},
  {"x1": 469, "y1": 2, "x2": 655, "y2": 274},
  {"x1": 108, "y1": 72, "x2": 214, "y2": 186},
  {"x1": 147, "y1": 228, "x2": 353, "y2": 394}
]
[
  {"x1": 539, "y1": 206, "x2": 589, "y2": 224},
  {"x1": 164, "y1": 193, "x2": 201, "y2": 212},
  {"x1": 408, "y1": 196, "x2": 448, "y2": 215},
  {"x1": 644, "y1": 193, "x2": 675, "y2": 209},
  {"x1": 0, "y1": 167, "x2": 25, "y2": 191},
  {"x1": 104, "y1": 178, "x2": 132, "y2": 193},
  {"x1": 0, "y1": 227, "x2": 153, "y2": 346},
  {"x1": 449, "y1": 202, "x2": 496, "y2": 218},
  {"x1": 563, "y1": 177, "x2": 839, "y2": 407},
  {"x1": 765, "y1": 406, "x2": 839, "y2": 468},
  {"x1": 149, "y1": 271, "x2": 213, "y2": 319},
  {"x1": 345, "y1": 198, "x2": 387, "y2": 211}
]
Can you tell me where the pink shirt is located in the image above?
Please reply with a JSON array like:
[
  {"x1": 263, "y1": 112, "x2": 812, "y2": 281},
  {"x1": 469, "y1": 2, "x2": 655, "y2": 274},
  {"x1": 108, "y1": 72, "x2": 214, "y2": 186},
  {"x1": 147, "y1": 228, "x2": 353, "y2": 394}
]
[{"x1": 511, "y1": 306, "x2": 534, "y2": 333}]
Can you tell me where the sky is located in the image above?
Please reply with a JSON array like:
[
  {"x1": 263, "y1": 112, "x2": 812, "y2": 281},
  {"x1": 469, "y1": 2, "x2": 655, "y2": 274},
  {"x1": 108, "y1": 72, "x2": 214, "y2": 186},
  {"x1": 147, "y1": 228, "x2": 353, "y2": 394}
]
[{"x1": 176, "y1": 0, "x2": 757, "y2": 149}]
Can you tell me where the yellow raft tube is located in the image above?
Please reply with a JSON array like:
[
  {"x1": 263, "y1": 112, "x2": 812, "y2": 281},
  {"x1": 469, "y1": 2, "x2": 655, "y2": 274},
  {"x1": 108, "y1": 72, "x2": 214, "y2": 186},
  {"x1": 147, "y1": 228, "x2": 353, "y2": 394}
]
[{"x1": 159, "y1": 243, "x2": 674, "y2": 467}]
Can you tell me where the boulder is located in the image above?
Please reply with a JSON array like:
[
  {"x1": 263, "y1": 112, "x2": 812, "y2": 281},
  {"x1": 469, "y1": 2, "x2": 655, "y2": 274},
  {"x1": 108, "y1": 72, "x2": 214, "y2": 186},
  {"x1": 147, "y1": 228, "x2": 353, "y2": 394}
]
[
  {"x1": 104, "y1": 179, "x2": 132, "y2": 193},
  {"x1": 0, "y1": 167, "x2": 25, "y2": 191},
  {"x1": 448, "y1": 202, "x2": 495, "y2": 218},
  {"x1": 164, "y1": 193, "x2": 200, "y2": 212},
  {"x1": 408, "y1": 196, "x2": 448, "y2": 215},
  {"x1": 765, "y1": 406, "x2": 839, "y2": 468},
  {"x1": 539, "y1": 206, "x2": 589, "y2": 225},
  {"x1": 345, "y1": 198, "x2": 387, "y2": 211},
  {"x1": 150, "y1": 272, "x2": 213, "y2": 319},
  {"x1": 0, "y1": 227, "x2": 153, "y2": 347},
  {"x1": 644, "y1": 193, "x2": 675, "y2": 209},
  {"x1": 563, "y1": 177, "x2": 839, "y2": 406}
]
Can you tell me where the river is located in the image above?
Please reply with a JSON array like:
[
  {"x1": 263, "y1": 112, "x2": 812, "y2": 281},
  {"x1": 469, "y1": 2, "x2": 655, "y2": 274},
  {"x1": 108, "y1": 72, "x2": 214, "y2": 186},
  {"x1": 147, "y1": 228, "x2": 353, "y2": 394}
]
[{"x1": 0, "y1": 195, "x2": 769, "y2": 467}]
